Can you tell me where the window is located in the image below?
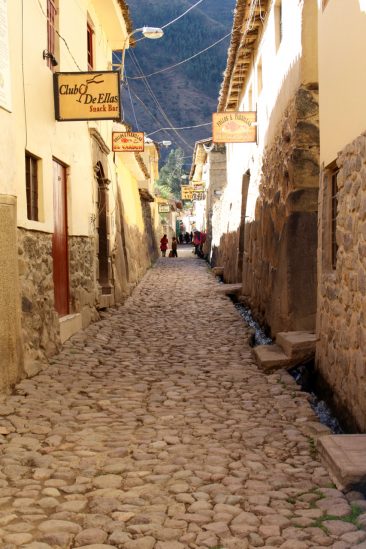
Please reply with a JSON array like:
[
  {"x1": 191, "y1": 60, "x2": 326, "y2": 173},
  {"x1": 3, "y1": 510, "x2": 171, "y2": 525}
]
[
  {"x1": 87, "y1": 22, "x2": 94, "y2": 70},
  {"x1": 47, "y1": 0, "x2": 58, "y2": 70},
  {"x1": 274, "y1": 0, "x2": 282, "y2": 51},
  {"x1": 331, "y1": 167, "x2": 339, "y2": 269},
  {"x1": 257, "y1": 59, "x2": 263, "y2": 96},
  {"x1": 25, "y1": 153, "x2": 39, "y2": 221}
]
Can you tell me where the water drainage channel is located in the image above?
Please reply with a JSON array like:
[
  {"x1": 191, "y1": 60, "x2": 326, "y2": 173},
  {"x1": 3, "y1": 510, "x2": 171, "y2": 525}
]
[{"x1": 233, "y1": 301, "x2": 344, "y2": 434}]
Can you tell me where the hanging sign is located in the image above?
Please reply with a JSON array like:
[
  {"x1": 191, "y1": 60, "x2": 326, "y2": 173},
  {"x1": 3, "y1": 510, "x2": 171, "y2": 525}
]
[
  {"x1": 212, "y1": 111, "x2": 257, "y2": 143},
  {"x1": 158, "y1": 203, "x2": 170, "y2": 213},
  {"x1": 181, "y1": 185, "x2": 194, "y2": 200},
  {"x1": 0, "y1": 0, "x2": 12, "y2": 112},
  {"x1": 193, "y1": 182, "x2": 205, "y2": 192},
  {"x1": 193, "y1": 192, "x2": 206, "y2": 201},
  {"x1": 54, "y1": 71, "x2": 121, "y2": 121},
  {"x1": 112, "y1": 132, "x2": 144, "y2": 152}
]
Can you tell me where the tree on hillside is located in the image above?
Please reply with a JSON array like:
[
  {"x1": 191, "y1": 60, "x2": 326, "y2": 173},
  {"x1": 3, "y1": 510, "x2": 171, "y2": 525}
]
[{"x1": 155, "y1": 148, "x2": 185, "y2": 200}]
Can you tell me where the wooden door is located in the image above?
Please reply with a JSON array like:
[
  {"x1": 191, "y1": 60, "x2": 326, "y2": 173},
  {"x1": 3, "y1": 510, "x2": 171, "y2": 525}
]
[{"x1": 52, "y1": 159, "x2": 69, "y2": 316}]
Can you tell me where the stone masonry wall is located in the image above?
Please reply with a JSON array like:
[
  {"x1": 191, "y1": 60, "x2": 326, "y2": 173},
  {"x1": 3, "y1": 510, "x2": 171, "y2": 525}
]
[
  {"x1": 242, "y1": 84, "x2": 319, "y2": 336},
  {"x1": 317, "y1": 132, "x2": 366, "y2": 433},
  {"x1": 69, "y1": 236, "x2": 99, "y2": 329},
  {"x1": 17, "y1": 229, "x2": 60, "y2": 367}
]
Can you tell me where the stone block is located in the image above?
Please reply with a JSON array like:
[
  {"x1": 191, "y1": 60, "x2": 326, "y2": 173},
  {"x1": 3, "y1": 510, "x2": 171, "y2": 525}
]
[
  {"x1": 212, "y1": 266, "x2": 224, "y2": 276},
  {"x1": 59, "y1": 314, "x2": 82, "y2": 344},
  {"x1": 317, "y1": 435, "x2": 366, "y2": 491},
  {"x1": 215, "y1": 283, "x2": 242, "y2": 296},
  {"x1": 275, "y1": 331, "x2": 317, "y2": 359},
  {"x1": 252, "y1": 345, "x2": 293, "y2": 372}
]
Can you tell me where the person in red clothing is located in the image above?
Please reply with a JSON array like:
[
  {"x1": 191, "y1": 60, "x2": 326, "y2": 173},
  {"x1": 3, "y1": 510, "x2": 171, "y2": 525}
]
[{"x1": 160, "y1": 234, "x2": 168, "y2": 257}]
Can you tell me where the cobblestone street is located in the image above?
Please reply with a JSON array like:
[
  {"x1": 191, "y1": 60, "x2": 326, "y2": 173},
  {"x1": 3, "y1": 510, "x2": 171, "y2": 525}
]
[{"x1": 0, "y1": 254, "x2": 365, "y2": 549}]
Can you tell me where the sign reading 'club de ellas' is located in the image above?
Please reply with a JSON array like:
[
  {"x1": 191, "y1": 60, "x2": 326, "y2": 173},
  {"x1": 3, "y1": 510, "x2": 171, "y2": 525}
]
[
  {"x1": 212, "y1": 111, "x2": 257, "y2": 143},
  {"x1": 53, "y1": 71, "x2": 121, "y2": 121}
]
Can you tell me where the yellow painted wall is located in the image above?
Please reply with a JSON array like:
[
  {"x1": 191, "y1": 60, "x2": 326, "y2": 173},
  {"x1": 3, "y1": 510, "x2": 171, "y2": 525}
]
[
  {"x1": 116, "y1": 160, "x2": 145, "y2": 230},
  {"x1": 1, "y1": 0, "x2": 128, "y2": 237},
  {"x1": 318, "y1": 0, "x2": 366, "y2": 165}
]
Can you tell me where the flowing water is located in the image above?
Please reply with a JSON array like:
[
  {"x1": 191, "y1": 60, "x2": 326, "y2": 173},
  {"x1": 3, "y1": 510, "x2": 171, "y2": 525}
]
[{"x1": 233, "y1": 300, "x2": 344, "y2": 434}]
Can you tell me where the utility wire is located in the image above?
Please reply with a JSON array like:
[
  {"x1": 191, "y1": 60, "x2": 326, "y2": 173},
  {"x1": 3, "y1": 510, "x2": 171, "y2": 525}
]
[
  {"x1": 124, "y1": 70, "x2": 139, "y2": 130},
  {"x1": 147, "y1": 122, "x2": 211, "y2": 137},
  {"x1": 129, "y1": 31, "x2": 231, "y2": 80},
  {"x1": 135, "y1": 0, "x2": 205, "y2": 43},
  {"x1": 36, "y1": 0, "x2": 82, "y2": 70},
  {"x1": 161, "y1": 0, "x2": 205, "y2": 29},
  {"x1": 128, "y1": 88, "x2": 176, "y2": 143},
  {"x1": 127, "y1": 50, "x2": 193, "y2": 150}
]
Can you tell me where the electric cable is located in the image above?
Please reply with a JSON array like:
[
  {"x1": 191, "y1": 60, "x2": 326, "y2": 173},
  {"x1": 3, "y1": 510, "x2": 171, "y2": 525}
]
[
  {"x1": 146, "y1": 122, "x2": 212, "y2": 137},
  {"x1": 129, "y1": 31, "x2": 232, "y2": 80},
  {"x1": 124, "y1": 70, "x2": 140, "y2": 130},
  {"x1": 127, "y1": 50, "x2": 193, "y2": 150}
]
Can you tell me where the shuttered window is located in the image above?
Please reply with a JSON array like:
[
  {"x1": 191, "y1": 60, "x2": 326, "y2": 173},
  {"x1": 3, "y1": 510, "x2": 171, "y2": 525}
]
[
  {"x1": 25, "y1": 153, "x2": 39, "y2": 221},
  {"x1": 87, "y1": 22, "x2": 94, "y2": 70},
  {"x1": 47, "y1": 0, "x2": 57, "y2": 70}
]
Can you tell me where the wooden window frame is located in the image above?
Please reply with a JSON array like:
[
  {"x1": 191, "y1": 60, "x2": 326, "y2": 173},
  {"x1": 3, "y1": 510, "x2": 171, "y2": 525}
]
[
  {"x1": 25, "y1": 152, "x2": 39, "y2": 221},
  {"x1": 274, "y1": 0, "x2": 283, "y2": 51},
  {"x1": 47, "y1": 0, "x2": 58, "y2": 71},
  {"x1": 87, "y1": 21, "x2": 94, "y2": 71}
]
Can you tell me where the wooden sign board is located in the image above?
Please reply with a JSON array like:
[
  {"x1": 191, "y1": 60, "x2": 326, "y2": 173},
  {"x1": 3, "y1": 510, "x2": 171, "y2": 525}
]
[
  {"x1": 54, "y1": 71, "x2": 121, "y2": 121},
  {"x1": 158, "y1": 203, "x2": 170, "y2": 213},
  {"x1": 212, "y1": 111, "x2": 257, "y2": 143},
  {"x1": 112, "y1": 132, "x2": 144, "y2": 152},
  {"x1": 181, "y1": 185, "x2": 194, "y2": 200}
]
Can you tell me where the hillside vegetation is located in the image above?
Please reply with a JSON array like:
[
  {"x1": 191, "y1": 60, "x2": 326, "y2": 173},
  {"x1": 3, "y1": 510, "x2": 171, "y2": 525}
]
[{"x1": 123, "y1": 0, "x2": 235, "y2": 164}]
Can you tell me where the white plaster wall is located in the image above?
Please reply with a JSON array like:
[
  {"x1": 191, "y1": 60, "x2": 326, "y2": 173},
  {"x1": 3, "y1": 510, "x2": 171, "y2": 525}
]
[
  {"x1": 215, "y1": 0, "x2": 317, "y2": 247},
  {"x1": 318, "y1": 0, "x2": 366, "y2": 166},
  {"x1": 2, "y1": 0, "x2": 127, "y2": 237}
]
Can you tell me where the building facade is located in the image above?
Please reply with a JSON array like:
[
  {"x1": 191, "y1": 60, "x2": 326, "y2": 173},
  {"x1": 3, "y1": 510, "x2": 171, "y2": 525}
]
[
  {"x1": 0, "y1": 0, "x2": 159, "y2": 391},
  {"x1": 215, "y1": 0, "x2": 319, "y2": 335},
  {"x1": 316, "y1": 0, "x2": 366, "y2": 432}
]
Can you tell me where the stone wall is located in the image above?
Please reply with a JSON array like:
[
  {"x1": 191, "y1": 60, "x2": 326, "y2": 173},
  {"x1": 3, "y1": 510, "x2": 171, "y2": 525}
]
[
  {"x1": 0, "y1": 196, "x2": 24, "y2": 392},
  {"x1": 317, "y1": 131, "x2": 366, "y2": 433},
  {"x1": 242, "y1": 84, "x2": 319, "y2": 335},
  {"x1": 69, "y1": 236, "x2": 99, "y2": 328},
  {"x1": 211, "y1": 230, "x2": 240, "y2": 284},
  {"x1": 17, "y1": 229, "x2": 60, "y2": 366}
]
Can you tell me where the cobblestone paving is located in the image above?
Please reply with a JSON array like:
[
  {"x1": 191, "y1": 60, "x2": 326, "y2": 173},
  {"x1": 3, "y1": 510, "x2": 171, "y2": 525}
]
[{"x1": 1, "y1": 255, "x2": 366, "y2": 549}]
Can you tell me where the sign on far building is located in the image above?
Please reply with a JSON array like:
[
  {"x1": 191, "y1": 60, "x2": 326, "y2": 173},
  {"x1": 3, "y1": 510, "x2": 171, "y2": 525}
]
[
  {"x1": 0, "y1": 0, "x2": 12, "y2": 112},
  {"x1": 54, "y1": 71, "x2": 121, "y2": 121},
  {"x1": 158, "y1": 203, "x2": 170, "y2": 213},
  {"x1": 112, "y1": 132, "x2": 144, "y2": 152},
  {"x1": 212, "y1": 111, "x2": 257, "y2": 143},
  {"x1": 181, "y1": 185, "x2": 194, "y2": 200}
]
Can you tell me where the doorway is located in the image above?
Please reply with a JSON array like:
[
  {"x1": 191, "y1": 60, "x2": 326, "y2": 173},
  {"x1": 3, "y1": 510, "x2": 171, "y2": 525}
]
[
  {"x1": 52, "y1": 159, "x2": 69, "y2": 316},
  {"x1": 96, "y1": 162, "x2": 111, "y2": 294},
  {"x1": 237, "y1": 170, "x2": 250, "y2": 281}
]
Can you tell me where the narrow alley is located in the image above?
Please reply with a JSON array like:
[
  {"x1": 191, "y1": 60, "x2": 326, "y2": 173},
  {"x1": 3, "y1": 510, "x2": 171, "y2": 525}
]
[{"x1": 0, "y1": 253, "x2": 364, "y2": 549}]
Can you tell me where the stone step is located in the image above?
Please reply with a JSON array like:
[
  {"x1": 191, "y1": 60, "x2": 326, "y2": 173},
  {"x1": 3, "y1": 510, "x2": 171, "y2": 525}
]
[
  {"x1": 317, "y1": 435, "x2": 366, "y2": 491},
  {"x1": 253, "y1": 344, "x2": 293, "y2": 372},
  {"x1": 215, "y1": 283, "x2": 243, "y2": 296},
  {"x1": 276, "y1": 331, "x2": 317, "y2": 359}
]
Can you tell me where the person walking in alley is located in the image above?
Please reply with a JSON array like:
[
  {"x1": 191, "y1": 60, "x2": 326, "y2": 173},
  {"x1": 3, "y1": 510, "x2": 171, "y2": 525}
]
[
  {"x1": 171, "y1": 236, "x2": 178, "y2": 257},
  {"x1": 160, "y1": 234, "x2": 168, "y2": 257}
]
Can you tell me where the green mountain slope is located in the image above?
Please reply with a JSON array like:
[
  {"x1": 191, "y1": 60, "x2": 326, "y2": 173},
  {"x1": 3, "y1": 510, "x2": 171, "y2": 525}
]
[{"x1": 123, "y1": 0, "x2": 235, "y2": 164}]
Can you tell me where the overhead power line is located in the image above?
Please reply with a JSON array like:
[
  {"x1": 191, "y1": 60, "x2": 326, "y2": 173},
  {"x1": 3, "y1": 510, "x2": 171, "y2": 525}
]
[
  {"x1": 129, "y1": 31, "x2": 232, "y2": 80},
  {"x1": 147, "y1": 122, "x2": 212, "y2": 137},
  {"x1": 162, "y1": 0, "x2": 205, "y2": 29}
]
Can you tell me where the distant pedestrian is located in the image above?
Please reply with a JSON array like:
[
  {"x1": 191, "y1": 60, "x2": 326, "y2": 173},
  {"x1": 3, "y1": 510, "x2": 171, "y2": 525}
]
[
  {"x1": 184, "y1": 231, "x2": 190, "y2": 244},
  {"x1": 171, "y1": 237, "x2": 178, "y2": 257},
  {"x1": 179, "y1": 233, "x2": 183, "y2": 244},
  {"x1": 160, "y1": 234, "x2": 168, "y2": 257}
]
